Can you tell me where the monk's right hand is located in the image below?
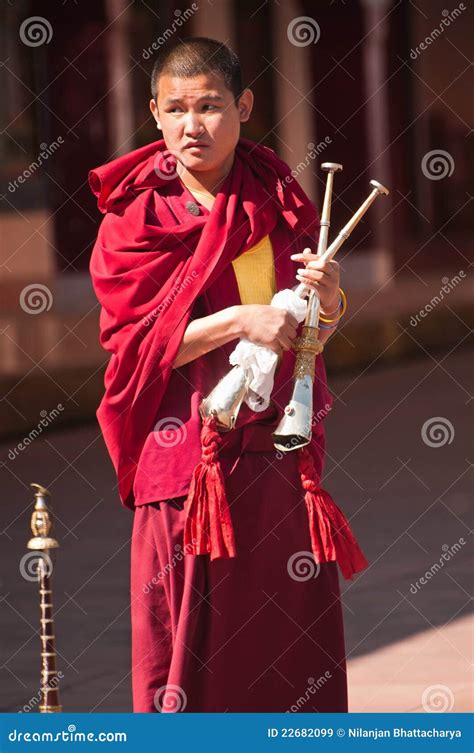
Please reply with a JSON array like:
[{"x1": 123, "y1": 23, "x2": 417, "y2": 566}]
[{"x1": 236, "y1": 304, "x2": 298, "y2": 354}]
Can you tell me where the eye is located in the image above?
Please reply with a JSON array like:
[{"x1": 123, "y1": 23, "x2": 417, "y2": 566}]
[{"x1": 202, "y1": 104, "x2": 217, "y2": 111}]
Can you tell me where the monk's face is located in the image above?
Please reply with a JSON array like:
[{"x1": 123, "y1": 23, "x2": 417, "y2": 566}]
[{"x1": 150, "y1": 72, "x2": 253, "y2": 174}]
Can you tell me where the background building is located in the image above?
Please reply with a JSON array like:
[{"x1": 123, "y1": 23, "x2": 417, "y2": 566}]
[{"x1": 1, "y1": 0, "x2": 472, "y2": 436}]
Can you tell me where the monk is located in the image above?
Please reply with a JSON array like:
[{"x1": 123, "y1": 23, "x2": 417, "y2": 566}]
[{"x1": 89, "y1": 36, "x2": 368, "y2": 713}]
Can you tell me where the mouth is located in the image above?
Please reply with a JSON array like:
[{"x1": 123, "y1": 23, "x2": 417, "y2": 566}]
[{"x1": 183, "y1": 142, "x2": 209, "y2": 150}]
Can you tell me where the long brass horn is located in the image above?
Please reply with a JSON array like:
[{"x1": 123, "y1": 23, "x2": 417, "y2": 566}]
[
  {"x1": 273, "y1": 179, "x2": 390, "y2": 452},
  {"x1": 199, "y1": 164, "x2": 342, "y2": 432},
  {"x1": 272, "y1": 162, "x2": 342, "y2": 451}
]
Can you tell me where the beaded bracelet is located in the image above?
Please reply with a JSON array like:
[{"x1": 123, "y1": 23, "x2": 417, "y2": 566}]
[{"x1": 319, "y1": 287, "x2": 347, "y2": 323}]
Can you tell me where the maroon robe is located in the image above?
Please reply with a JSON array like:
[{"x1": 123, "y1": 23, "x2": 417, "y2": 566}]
[
  {"x1": 129, "y1": 201, "x2": 347, "y2": 713},
  {"x1": 89, "y1": 138, "x2": 367, "y2": 713}
]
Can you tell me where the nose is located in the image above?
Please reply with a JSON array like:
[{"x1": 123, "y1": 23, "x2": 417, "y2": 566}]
[{"x1": 183, "y1": 112, "x2": 204, "y2": 138}]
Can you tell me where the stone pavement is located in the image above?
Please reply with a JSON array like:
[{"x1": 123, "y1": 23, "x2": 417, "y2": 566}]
[{"x1": 1, "y1": 344, "x2": 472, "y2": 713}]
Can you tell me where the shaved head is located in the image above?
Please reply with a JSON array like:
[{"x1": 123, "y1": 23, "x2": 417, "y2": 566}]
[{"x1": 150, "y1": 37, "x2": 243, "y2": 103}]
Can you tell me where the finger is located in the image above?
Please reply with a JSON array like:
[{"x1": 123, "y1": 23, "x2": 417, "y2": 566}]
[
  {"x1": 305, "y1": 259, "x2": 340, "y2": 275},
  {"x1": 286, "y1": 313, "x2": 298, "y2": 328},
  {"x1": 277, "y1": 333, "x2": 293, "y2": 351},
  {"x1": 297, "y1": 265, "x2": 331, "y2": 281},
  {"x1": 296, "y1": 269, "x2": 326, "y2": 283},
  {"x1": 296, "y1": 275, "x2": 335, "y2": 295},
  {"x1": 298, "y1": 269, "x2": 339, "y2": 287},
  {"x1": 284, "y1": 325, "x2": 298, "y2": 341},
  {"x1": 290, "y1": 252, "x2": 319, "y2": 263},
  {"x1": 282, "y1": 317, "x2": 298, "y2": 334},
  {"x1": 296, "y1": 276, "x2": 319, "y2": 292}
]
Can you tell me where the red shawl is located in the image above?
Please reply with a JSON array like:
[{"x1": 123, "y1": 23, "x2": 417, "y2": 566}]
[
  {"x1": 89, "y1": 137, "x2": 368, "y2": 579},
  {"x1": 89, "y1": 137, "x2": 319, "y2": 506}
]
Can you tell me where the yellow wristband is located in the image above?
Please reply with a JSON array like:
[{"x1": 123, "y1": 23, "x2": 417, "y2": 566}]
[{"x1": 319, "y1": 288, "x2": 347, "y2": 323}]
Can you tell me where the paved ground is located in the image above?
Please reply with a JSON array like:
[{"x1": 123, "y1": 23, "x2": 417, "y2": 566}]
[{"x1": 1, "y1": 344, "x2": 472, "y2": 713}]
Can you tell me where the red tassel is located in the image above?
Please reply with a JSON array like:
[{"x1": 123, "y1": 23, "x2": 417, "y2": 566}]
[
  {"x1": 184, "y1": 416, "x2": 237, "y2": 560},
  {"x1": 298, "y1": 447, "x2": 368, "y2": 580}
]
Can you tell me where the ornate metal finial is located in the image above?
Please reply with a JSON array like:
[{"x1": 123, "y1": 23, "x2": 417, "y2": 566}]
[
  {"x1": 27, "y1": 483, "x2": 59, "y2": 552},
  {"x1": 26, "y1": 483, "x2": 63, "y2": 712}
]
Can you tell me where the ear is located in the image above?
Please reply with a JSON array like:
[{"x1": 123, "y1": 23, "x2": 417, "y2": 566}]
[
  {"x1": 149, "y1": 98, "x2": 162, "y2": 130},
  {"x1": 238, "y1": 88, "x2": 254, "y2": 124}
]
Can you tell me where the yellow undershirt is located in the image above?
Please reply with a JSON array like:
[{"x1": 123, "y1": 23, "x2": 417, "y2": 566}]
[{"x1": 231, "y1": 234, "x2": 276, "y2": 305}]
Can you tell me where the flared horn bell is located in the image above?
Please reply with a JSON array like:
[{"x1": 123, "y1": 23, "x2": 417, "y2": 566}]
[
  {"x1": 273, "y1": 374, "x2": 313, "y2": 452},
  {"x1": 199, "y1": 365, "x2": 250, "y2": 431}
]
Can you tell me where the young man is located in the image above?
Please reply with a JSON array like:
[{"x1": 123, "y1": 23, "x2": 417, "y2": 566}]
[{"x1": 89, "y1": 37, "x2": 367, "y2": 713}]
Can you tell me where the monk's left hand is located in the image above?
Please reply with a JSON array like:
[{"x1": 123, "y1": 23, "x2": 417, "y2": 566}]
[{"x1": 290, "y1": 251, "x2": 340, "y2": 313}]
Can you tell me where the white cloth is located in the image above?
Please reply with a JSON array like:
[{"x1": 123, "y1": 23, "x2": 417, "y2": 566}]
[{"x1": 228, "y1": 289, "x2": 308, "y2": 412}]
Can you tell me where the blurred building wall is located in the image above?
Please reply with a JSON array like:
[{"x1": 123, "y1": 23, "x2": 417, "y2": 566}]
[{"x1": 0, "y1": 0, "x2": 472, "y2": 437}]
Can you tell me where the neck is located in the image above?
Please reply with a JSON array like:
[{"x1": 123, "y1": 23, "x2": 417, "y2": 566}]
[{"x1": 177, "y1": 152, "x2": 235, "y2": 196}]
